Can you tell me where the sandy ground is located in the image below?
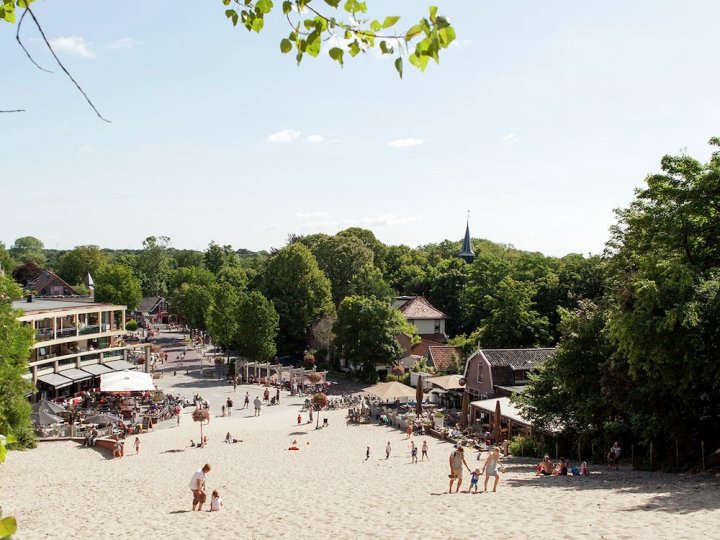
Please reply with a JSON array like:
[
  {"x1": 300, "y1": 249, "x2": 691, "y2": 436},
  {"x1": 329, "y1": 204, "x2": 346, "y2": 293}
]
[{"x1": 3, "y1": 372, "x2": 720, "y2": 539}]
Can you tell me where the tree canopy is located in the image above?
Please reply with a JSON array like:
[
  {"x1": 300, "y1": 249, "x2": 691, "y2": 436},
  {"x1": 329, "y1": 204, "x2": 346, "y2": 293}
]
[{"x1": 93, "y1": 264, "x2": 142, "y2": 311}]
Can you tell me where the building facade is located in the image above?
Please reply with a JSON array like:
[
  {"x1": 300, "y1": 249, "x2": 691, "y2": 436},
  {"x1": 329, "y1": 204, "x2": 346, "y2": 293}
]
[{"x1": 13, "y1": 298, "x2": 137, "y2": 397}]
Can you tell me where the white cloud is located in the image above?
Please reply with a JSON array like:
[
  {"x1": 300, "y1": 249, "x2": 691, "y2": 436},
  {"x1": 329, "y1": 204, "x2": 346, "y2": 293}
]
[
  {"x1": 359, "y1": 213, "x2": 421, "y2": 227},
  {"x1": 296, "y1": 211, "x2": 329, "y2": 219},
  {"x1": 105, "y1": 37, "x2": 145, "y2": 50},
  {"x1": 265, "y1": 129, "x2": 301, "y2": 143},
  {"x1": 388, "y1": 138, "x2": 424, "y2": 148},
  {"x1": 501, "y1": 133, "x2": 520, "y2": 142},
  {"x1": 305, "y1": 135, "x2": 325, "y2": 144},
  {"x1": 49, "y1": 36, "x2": 95, "y2": 58}
]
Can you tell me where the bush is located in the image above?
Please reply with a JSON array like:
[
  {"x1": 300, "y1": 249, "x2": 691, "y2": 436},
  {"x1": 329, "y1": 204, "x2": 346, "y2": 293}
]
[
  {"x1": 10, "y1": 425, "x2": 36, "y2": 449},
  {"x1": 508, "y1": 435, "x2": 540, "y2": 457},
  {"x1": 125, "y1": 320, "x2": 138, "y2": 332}
]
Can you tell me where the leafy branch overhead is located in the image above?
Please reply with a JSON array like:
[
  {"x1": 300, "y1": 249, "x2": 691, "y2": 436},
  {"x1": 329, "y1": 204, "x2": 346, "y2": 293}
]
[{"x1": 222, "y1": 0, "x2": 456, "y2": 77}]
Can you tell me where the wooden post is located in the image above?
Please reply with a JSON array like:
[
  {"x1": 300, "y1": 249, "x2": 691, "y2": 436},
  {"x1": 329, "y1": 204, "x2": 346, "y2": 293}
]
[
  {"x1": 649, "y1": 442, "x2": 653, "y2": 471},
  {"x1": 702, "y1": 441, "x2": 705, "y2": 470}
]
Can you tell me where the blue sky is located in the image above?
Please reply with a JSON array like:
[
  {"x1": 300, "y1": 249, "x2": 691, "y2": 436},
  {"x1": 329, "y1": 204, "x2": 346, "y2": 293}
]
[{"x1": 2, "y1": 0, "x2": 719, "y2": 256}]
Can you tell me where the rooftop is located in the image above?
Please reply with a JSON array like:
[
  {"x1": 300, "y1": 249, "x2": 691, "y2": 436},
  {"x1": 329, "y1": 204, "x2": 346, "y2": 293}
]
[
  {"x1": 427, "y1": 345, "x2": 464, "y2": 372},
  {"x1": 480, "y1": 348, "x2": 557, "y2": 370},
  {"x1": 396, "y1": 296, "x2": 448, "y2": 320},
  {"x1": 12, "y1": 298, "x2": 122, "y2": 314}
]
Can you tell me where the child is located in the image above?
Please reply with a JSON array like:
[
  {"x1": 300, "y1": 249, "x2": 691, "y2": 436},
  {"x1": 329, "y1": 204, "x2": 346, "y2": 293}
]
[
  {"x1": 297, "y1": 413, "x2": 302, "y2": 425},
  {"x1": 581, "y1": 461, "x2": 589, "y2": 475},
  {"x1": 134, "y1": 436, "x2": 140, "y2": 455},
  {"x1": 209, "y1": 490, "x2": 223, "y2": 512},
  {"x1": 411, "y1": 442, "x2": 418, "y2": 463},
  {"x1": 467, "y1": 468, "x2": 481, "y2": 493},
  {"x1": 366, "y1": 446, "x2": 370, "y2": 460}
]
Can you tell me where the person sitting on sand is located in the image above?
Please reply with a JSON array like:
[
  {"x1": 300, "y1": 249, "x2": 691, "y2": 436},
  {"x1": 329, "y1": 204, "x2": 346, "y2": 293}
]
[
  {"x1": 536, "y1": 454, "x2": 553, "y2": 476},
  {"x1": 209, "y1": 490, "x2": 223, "y2": 512},
  {"x1": 225, "y1": 432, "x2": 233, "y2": 444}
]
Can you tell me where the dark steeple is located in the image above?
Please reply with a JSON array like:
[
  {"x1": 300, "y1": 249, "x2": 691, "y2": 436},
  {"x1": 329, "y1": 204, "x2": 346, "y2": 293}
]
[{"x1": 458, "y1": 214, "x2": 475, "y2": 264}]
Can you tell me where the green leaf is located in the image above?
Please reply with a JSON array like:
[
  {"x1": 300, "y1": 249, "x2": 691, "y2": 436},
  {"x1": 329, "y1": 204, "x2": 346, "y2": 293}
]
[
  {"x1": 370, "y1": 20, "x2": 381, "y2": 32},
  {"x1": 324, "y1": 0, "x2": 340, "y2": 7},
  {"x1": 409, "y1": 52, "x2": 429, "y2": 72},
  {"x1": 394, "y1": 57, "x2": 403, "y2": 79},
  {"x1": 252, "y1": 15, "x2": 265, "y2": 32},
  {"x1": 348, "y1": 40, "x2": 361, "y2": 57},
  {"x1": 382, "y1": 16, "x2": 400, "y2": 29},
  {"x1": 405, "y1": 24, "x2": 422, "y2": 41},
  {"x1": 306, "y1": 30, "x2": 321, "y2": 57},
  {"x1": 280, "y1": 38, "x2": 293, "y2": 53},
  {"x1": 438, "y1": 26, "x2": 456, "y2": 48},
  {"x1": 0, "y1": 443, "x2": 5, "y2": 463},
  {"x1": 429, "y1": 5, "x2": 438, "y2": 23},
  {"x1": 256, "y1": 0, "x2": 273, "y2": 14},
  {"x1": 282, "y1": 1, "x2": 292, "y2": 14},
  {"x1": 379, "y1": 40, "x2": 393, "y2": 55},
  {"x1": 329, "y1": 47, "x2": 344, "y2": 66},
  {"x1": 0, "y1": 516, "x2": 17, "y2": 538}
]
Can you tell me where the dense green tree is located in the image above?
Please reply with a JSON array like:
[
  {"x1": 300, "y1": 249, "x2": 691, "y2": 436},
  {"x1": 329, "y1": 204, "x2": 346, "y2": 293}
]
[
  {"x1": 337, "y1": 227, "x2": 387, "y2": 271},
  {"x1": 206, "y1": 283, "x2": 240, "y2": 356},
  {"x1": 9, "y1": 236, "x2": 45, "y2": 266},
  {"x1": 262, "y1": 243, "x2": 333, "y2": 354},
  {"x1": 0, "y1": 242, "x2": 15, "y2": 273},
  {"x1": 348, "y1": 264, "x2": 394, "y2": 301},
  {"x1": 479, "y1": 276, "x2": 549, "y2": 348},
  {"x1": 204, "y1": 242, "x2": 240, "y2": 275},
  {"x1": 235, "y1": 291, "x2": 279, "y2": 361},
  {"x1": 56, "y1": 245, "x2": 107, "y2": 286},
  {"x1": 383, "y1": 244, "x2": 429, "y2": 295},
  {"x1": 137, "y1": 236, "x2": 172, "y2": 296},
  {"x1": 310, "y1": 235, "x2": 374, "y2": 305},
  {"x1": 171, "y1": 283, "x2": 212, "y2": 334},
  {"x1": 94, "y1": 264, "x2": 142, "y2": 310},
  {"x1": 427, "y1": 257, "x2": 469, "y2": 335},
  {"x1": 605, "y1": 138, "x2": 720, "y2": 443},
  {"x1": 167, "y1": 266, "x2": 216, "y2": 294},
  {"x1": 172, "y1": 249, "x2": 205, "y2": 269},
  {"x1": 0, "y1": 274, "x2": 35, "y2": 448},
  {"x1": 11, "y1": 262, "x2": 41, "y2": 288},
  {"x1": 333, "y1": 296, "x2": 406, "y2": 382},
  {"x1": 216, "y1": 265, "x2": 248, "y2": 291}
]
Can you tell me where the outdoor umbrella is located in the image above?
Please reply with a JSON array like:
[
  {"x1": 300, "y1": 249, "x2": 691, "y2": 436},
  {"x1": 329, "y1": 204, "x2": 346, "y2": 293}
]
[
  {"x1": 31, "y1": 399, "x2": 66, "y2": 415},
  {"x1": 415, "y1": 376, "x2": 423, "y2": 415},
  {"x1": 363, "y1": 381, "x2": 417, "y2": 400},
  {"x1": 460, "y1": 390, "x2": 469, "y2": 429},
  {"x1": 31, "y1": 410, "x2": 64, "y2": 426},
  {"x1": 493, "y1": 399, "x2": 502, "y2": 443},
  {"x1": 100, "y1": 370, "x2": 154, "y2": 392},
  {"x1": 83, "y1": 413, "x2": 122, "y2": 426}
]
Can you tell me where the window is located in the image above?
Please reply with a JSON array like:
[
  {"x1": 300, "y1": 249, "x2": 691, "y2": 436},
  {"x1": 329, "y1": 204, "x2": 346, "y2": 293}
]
[
  {"x1": 476, "y1": 366, "x2": 483, "y2": 384},
  {"x1": 434, "y1": 321, "x2": 441, "y2": 333}
]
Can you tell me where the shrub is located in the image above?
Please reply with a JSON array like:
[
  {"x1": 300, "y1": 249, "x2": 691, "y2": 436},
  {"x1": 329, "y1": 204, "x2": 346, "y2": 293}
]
[
  {"x1": 125, "y1": 320, "x2": 138, "y2": 332},
  {"x1": 508, "y1": 435, "x2": 541, "y2": 457}
]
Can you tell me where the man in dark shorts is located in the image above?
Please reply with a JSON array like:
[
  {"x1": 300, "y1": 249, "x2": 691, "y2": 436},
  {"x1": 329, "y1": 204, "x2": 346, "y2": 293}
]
[{"x1": 226, "y1": 397, "x2": 233, "y2": 416}]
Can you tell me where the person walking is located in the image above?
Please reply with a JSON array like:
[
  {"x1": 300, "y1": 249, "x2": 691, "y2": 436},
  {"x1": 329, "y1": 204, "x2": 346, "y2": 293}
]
[
  {"x1": 608, "y1": 441, "x2": 622, "y2": 470},
  {"x1": 134, "y1": 436, "x2": 141, "y2": 455},
  {"x1": 189, "y1": 463, "x2": 211, "y2": 511},
  {"x1": 385, "y1": 441, "x2": 391, "y2": 460},
  {"x1": 276, "y1": 387, "x2": 280, "y2": 404},
  {"x1": 421, "y1": 440, "x2": 429, "y2": 461},
  {"x1": 297, "y1": 413, "x2": 302, "y2": 425},
  {"x1": 448, "y1": 446, "x2": 471, "y2": 493},
  {"x1": 243, "y1": 392, "x2": 250, "y2": 410},
  {"x1": 226, "y1": 397, "x2": 233, "y2": 416},
  {"x1": 411, "y1": 441, "x2": 418, "y2": 463},
  {"x1": 366, "y1": 446, "x2": 371, "y2": 461},
  {"x1": 482, "y1": 447, "x2": 505, "y2": 492},
  {"x1": 253, "y1": 396, "x2": 262, "y2": 416}
]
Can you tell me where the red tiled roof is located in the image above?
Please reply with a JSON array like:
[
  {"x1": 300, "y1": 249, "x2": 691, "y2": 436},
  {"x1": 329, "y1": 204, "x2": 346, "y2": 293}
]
[
  {"x1": 418, "y1": 333, "x2": 446, "y2": 343},
  {"x1": 428, "y1": 346, "x2": 464, "y2": 372},
  {"x1": 398, "y1": 296, "x2": 448, "y2": 320},
  {"x1": 410, "y1": 337, "x2": 446, "y2": 358}
]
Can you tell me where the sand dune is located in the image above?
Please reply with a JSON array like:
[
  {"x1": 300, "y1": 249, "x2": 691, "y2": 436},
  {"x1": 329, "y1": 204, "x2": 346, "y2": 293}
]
[{"x1": 2, "y1": 377, "x2": 719, "y2": 539}]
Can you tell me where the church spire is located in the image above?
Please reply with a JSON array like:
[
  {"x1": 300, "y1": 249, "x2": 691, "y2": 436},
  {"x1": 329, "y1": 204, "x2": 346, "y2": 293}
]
[{"x1": 458, "y1": 211, "x2": 475, "y2": 264}]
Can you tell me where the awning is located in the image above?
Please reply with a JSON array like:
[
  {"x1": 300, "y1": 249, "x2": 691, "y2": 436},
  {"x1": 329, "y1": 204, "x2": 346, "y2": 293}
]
[
  {"x1": 363, "y1": 381, "x2": 417, "y2": 399},
  {"x1": 105, "y1": 360, "x2": 138, "y2": 371},
  {"x1": 470, "y1": 397, "x2": 531, "y2": 427},
  {"x1": 427, "y1": 374, "x2": 464, "y2": 390},
  {"x1": 81, "y1": 363, "x2": 114, "y2": 376},
  {"x1": 100, "y1": 370, "x2": 154, "y2": 392},
  {"x1": 37, "y1": 373, "x2": 73, "y2": 389},
  {"x1": 57, "y1": 368, "x2": 93, "y2": 383}
]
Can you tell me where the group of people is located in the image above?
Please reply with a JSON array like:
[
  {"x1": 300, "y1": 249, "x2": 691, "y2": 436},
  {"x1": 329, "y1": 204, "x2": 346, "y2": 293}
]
[
  {"x1": 448, "y1": 445, "x2": 505, "y2": 493},
  {"x1": 189, "y1": 463, "x2": 223, "y2": 512},
  {"x1": 535, "y1": 455, "x2": 590, "y2": 476}
]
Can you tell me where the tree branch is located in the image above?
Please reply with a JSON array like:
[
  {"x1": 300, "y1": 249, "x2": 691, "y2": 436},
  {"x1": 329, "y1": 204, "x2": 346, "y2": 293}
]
[
  {"x1": 24, "y1": 6, "x2": 111, "y2": 123},
  {"x1": 16, "y1": 9, "x2": 53, "y2": 73}
]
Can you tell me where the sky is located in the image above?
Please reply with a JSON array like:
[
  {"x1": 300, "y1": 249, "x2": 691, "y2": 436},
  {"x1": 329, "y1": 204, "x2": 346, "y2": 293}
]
[{"x1": 1, "y1": 0, "x2": 719, "y2": 257}]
